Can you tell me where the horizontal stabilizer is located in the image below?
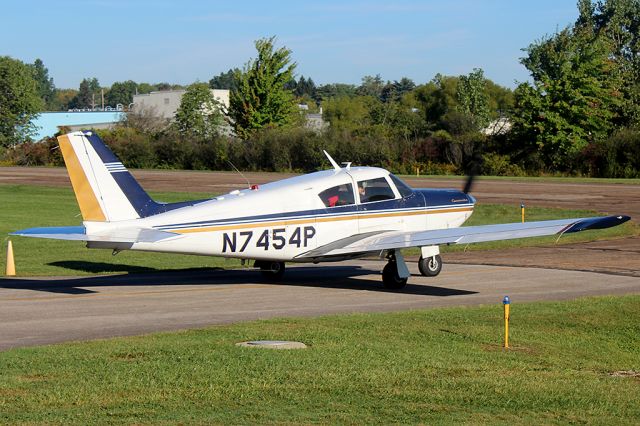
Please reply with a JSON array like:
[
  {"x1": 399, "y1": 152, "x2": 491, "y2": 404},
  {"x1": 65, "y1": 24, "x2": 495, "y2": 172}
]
[
  {"x1": 11, "y1": 226, "x2": 181, "y2": 244},
  {"x1": 297, "y1": 215, "x2": 631, "y2": 259}
]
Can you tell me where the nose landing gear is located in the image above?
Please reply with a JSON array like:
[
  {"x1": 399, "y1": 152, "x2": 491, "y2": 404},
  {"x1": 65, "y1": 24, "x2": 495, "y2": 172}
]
[{"x1": 418, "y1": 254, "x2": 442, "y2": 277}]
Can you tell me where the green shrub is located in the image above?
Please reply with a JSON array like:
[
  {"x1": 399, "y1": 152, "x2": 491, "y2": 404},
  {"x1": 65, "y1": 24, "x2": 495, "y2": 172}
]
[
  {"x1": 9, "y1": 118, "x2": 636, "y2": 179},
  {"x1": 579, "y1": 129, "x2": 640, "y2": 178},
  {"x1": 152, "y1": 133, "x2": 196, "y2": 169},
  {"x1": 98, "y1": 127, "x2": 155, "y2": 169},
  {"x1": 481, "y1": 152, "x2": 525, "y2": 176},
  {"x1": 1, "y1": 137, "x2": 62, "y2": 166}
]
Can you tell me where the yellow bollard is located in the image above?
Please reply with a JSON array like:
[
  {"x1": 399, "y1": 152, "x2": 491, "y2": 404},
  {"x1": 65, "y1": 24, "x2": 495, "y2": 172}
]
[
  {"x1": 6, "y1": 240, "x2": 16, "y2": 276},
  {"x1": 503, "y1": 296, "x2": 510, "y2": 348},
  {"x1": 521, "y1": 203, "x2": 525, "y2": 223}
]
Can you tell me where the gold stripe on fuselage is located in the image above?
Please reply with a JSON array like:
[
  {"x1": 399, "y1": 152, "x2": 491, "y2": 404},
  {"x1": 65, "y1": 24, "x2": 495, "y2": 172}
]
[
  {"x1": 170, "y1": 207, "x2": 473, "y2": 234},
  {"x1": 57, "y1": 134, "x2": 106, "y2": 221}
]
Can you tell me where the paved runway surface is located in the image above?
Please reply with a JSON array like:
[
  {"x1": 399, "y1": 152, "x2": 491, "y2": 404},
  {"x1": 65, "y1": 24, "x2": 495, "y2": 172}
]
[
  {"x1": 2, "y1": 260, "x2": 638, "y2": 351},
  {"x1": 2, "y1": 168, "x2": 638, "y2": 350}
]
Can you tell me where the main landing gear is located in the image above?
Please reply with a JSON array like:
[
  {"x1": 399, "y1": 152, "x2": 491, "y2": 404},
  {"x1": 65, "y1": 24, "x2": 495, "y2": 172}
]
[
  {"x1": 382, "y1": 251, "x2": 410, "y2": 290},
  {"x1": 255, "y1": 260, "x2": 286, "y2": 279},
  {"x1": 382, "y1": 246, "x2": 443, "y2": 289}
]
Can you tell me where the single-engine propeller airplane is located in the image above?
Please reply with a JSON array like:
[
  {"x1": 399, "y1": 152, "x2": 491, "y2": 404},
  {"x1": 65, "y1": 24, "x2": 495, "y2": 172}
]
[{"x1": 12, "y1": 131, "x2": 631, "y2": 289}]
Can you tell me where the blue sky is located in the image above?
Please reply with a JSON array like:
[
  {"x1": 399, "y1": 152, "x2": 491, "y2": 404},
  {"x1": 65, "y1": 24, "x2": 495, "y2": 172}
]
[{"x1": 3, "y1": 0, "x2": 579, "y2": 89}]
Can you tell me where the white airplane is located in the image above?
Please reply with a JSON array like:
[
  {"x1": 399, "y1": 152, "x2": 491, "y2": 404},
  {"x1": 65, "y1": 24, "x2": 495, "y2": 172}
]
[{"x1": 12, "y1": 131, "x2": 630, "y2": 289}]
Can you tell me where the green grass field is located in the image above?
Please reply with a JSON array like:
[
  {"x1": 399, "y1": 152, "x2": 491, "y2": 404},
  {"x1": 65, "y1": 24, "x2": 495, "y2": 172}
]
[
  {"x1": 1, "y1": 295, "x2": 638, "y2": 424},
  {"x1": 1, "y1": 184, "x2": 637, "y2": 276}
]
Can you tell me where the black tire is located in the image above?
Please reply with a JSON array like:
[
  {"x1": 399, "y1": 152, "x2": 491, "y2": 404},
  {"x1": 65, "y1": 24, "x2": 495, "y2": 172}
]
[
  {"x1": 382, "y1": 261, "x2": 408, "y2": 290},
  {"x1": 418, "y1": 255, "x2": 442, "y2": 277},
  {"x1": 260, "y1": 261, "x2": 286, "y2": 279}
]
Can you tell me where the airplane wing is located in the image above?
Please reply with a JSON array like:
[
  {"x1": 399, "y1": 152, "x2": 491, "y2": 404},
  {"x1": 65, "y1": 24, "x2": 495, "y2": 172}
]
[
  {"x1": 296, "y1": 215, "x2": 631, "y2": 259},
  {"x1": 10, "y1": 226, "x2": 181, "y2": 244}
]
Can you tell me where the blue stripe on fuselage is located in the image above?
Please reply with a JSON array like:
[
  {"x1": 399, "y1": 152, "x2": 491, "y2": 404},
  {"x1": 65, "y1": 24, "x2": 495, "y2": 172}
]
[
  {"x1": 154, "y1": 191, "x2": 474, "y2": 231},
  {"x1": 155, "y1": 193, "x2": 424, "y2": 230}
]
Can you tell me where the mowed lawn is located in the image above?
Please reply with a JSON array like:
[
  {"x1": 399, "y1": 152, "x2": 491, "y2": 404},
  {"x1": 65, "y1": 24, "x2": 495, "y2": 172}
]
[
  {"x1": 1, "y1": 184, "x2": 637, "y2": 276},
  {"x1": 0, "y1": 295, "x2": 639, "y2": 424}
]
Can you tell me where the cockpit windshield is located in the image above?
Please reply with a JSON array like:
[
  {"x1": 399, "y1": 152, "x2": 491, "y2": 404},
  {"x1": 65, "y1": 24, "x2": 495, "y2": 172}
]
[{"x1": 389, "y1": 174, "x2": 413, "y2": 197}]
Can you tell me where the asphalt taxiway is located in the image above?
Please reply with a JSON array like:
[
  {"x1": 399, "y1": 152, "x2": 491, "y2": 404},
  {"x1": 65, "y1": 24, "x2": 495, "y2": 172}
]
[{"x1": 1, "y1": 260, "x2": 638, "y2": 350}]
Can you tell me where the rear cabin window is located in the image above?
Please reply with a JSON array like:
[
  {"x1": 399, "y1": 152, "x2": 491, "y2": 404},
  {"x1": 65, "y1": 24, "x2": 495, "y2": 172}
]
[
  {"x1": 357, "y1": 177, "x2": 396, "y2": 203},
  {"x1": 318, "y1": 183, "x2": 355, "y2": 207}
]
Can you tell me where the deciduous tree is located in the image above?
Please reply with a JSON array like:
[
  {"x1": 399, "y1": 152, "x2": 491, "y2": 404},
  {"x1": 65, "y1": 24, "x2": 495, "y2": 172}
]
[
  {"x1": 0, "y1": 56, "x2": 44, "y2": 146},
  {"x1": 174, "y1": 82, "x2": 223, "y2": 139},
  {"x1": 28, "y1": 58, "x2": 55, "y2": 111},
  {"x1": 456, "y1": 68, "x2": 490, "y2": 130},
  {"x1": 228, "y1": 37, "x2": 297, "y2": 139},
  {"x1": 576, "y1": 0, "x2": 640, "y2": 126},
  {"x1": 357, "y1": 74, "x2": 385, "y2": 99},
  {"x1": 413, "y1": 74, "x2": 459, "y2": 127},
  {"x1": 69, "y1": 78, "x2": 101, "y2": 109},
  {"x1": 316, "y1": 83, "x2": 357, "y2": 100},
  {"x1": 53, "y1": 89, "x2": 78, "y2": 111},
  {"x1": 106, "y1": 80, "x2": 138, "y2": 108},
  {"x1": 209, "y1": 69, "x2": 239, "y2": 91},
  {"x1": 512, "y1": 28, "x2": 623, "y2": 169}
]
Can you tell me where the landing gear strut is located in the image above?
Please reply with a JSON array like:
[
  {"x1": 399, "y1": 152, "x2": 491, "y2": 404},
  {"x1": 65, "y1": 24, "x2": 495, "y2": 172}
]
[
  {"x1": 255, "y1": 260, "x2": 286, "y2": 279},
  {"x1": 382, "y1": 251, "x2": 410, "y2": 290}
]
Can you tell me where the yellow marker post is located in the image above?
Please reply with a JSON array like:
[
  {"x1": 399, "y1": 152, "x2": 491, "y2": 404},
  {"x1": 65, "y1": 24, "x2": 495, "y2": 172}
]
[
  {"x1": 6, "y1": 240, "x2": 16, "y2": 276},
  {"x1": 521, "y1": 203, "x2": 525, "y2": 223},
  {"x1": 503, "y1": 296, "x2": 510, "y2": 348}
]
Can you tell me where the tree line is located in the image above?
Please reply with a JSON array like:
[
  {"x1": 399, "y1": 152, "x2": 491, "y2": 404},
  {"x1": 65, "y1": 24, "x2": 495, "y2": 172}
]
[{"x1": 1, "y1": 0, "x2": 639, "y2": 178}]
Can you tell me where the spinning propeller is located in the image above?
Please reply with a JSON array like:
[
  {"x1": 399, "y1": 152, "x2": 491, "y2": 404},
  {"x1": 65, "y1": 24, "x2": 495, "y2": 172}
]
[{"x1": 462, "y1": 152, "x2": 483, "y2": 194}]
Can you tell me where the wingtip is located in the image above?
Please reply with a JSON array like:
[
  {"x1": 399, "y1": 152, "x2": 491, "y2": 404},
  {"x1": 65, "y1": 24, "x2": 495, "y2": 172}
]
[{"x1": 565, "y1": 215, "x2": 631, "y2": 233}]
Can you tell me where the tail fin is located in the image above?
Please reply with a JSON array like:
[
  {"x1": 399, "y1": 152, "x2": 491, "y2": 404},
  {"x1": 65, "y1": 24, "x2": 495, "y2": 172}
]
[{"x1": 58, "y1": 131, "x2": 158, "y2": 222}]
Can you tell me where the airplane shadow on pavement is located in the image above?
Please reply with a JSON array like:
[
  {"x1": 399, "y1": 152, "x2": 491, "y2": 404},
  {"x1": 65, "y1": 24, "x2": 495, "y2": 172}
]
[{"x1": 0, "y1": 262, "x2": 477, "y2": 297}]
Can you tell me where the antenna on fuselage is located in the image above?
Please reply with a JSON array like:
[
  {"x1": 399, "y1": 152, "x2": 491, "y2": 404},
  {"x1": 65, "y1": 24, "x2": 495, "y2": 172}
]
[
  {"x1": 227, "y1": 160, "x2": 251, "y2": 188},
  {"x1": 323, "y1": 150, "x2": 341, "y2": 171}
]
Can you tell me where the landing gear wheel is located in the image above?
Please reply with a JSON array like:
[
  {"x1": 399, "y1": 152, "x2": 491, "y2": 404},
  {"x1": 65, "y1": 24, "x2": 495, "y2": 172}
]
[
  {"x1": 418, "y1": 255, "x2": 442, "y2": 277},
  {"x1": 259, "y1": 261, "x2": 286, "y2": 279},
  {"x1": 382, "y1": 261, "x2": 408, "y2": 290}
]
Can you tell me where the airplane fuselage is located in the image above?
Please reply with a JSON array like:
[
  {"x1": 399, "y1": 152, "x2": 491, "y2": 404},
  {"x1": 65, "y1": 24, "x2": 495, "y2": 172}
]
[{"x1": 85, "y1": 167, "x2": 475, "y2": 262}]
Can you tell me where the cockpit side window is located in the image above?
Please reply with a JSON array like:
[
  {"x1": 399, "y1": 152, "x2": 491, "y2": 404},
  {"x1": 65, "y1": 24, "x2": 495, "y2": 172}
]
[
  {"x1": 389, "y1": 174, "x2": 413, "y2": 198},
  {"x1": 357, "y1": 177, "x2": 396, "y2": 203},
  {"x1": 318, "y1": 183, "x2": 355, "y2": 208}
]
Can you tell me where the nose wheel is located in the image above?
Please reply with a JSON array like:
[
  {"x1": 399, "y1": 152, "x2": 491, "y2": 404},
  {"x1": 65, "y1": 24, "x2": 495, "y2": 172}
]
[{"x1": 418, "y1": 255, "x2": 442, "y2": 277}]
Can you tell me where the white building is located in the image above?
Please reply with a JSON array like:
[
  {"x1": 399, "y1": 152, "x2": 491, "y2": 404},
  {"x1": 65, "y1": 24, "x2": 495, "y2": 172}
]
[
  {"x1": 132, "y1": 89, "x2": 230, "y2": 119},
  {"x1": 482, "y1": 117, "x2": 512, "y2": 136}
]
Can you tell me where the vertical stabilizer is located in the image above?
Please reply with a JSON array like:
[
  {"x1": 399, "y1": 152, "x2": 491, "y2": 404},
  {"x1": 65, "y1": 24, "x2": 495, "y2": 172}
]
[{"x1": 58, "y1": 131, "x2": 156, "y2": 222}]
